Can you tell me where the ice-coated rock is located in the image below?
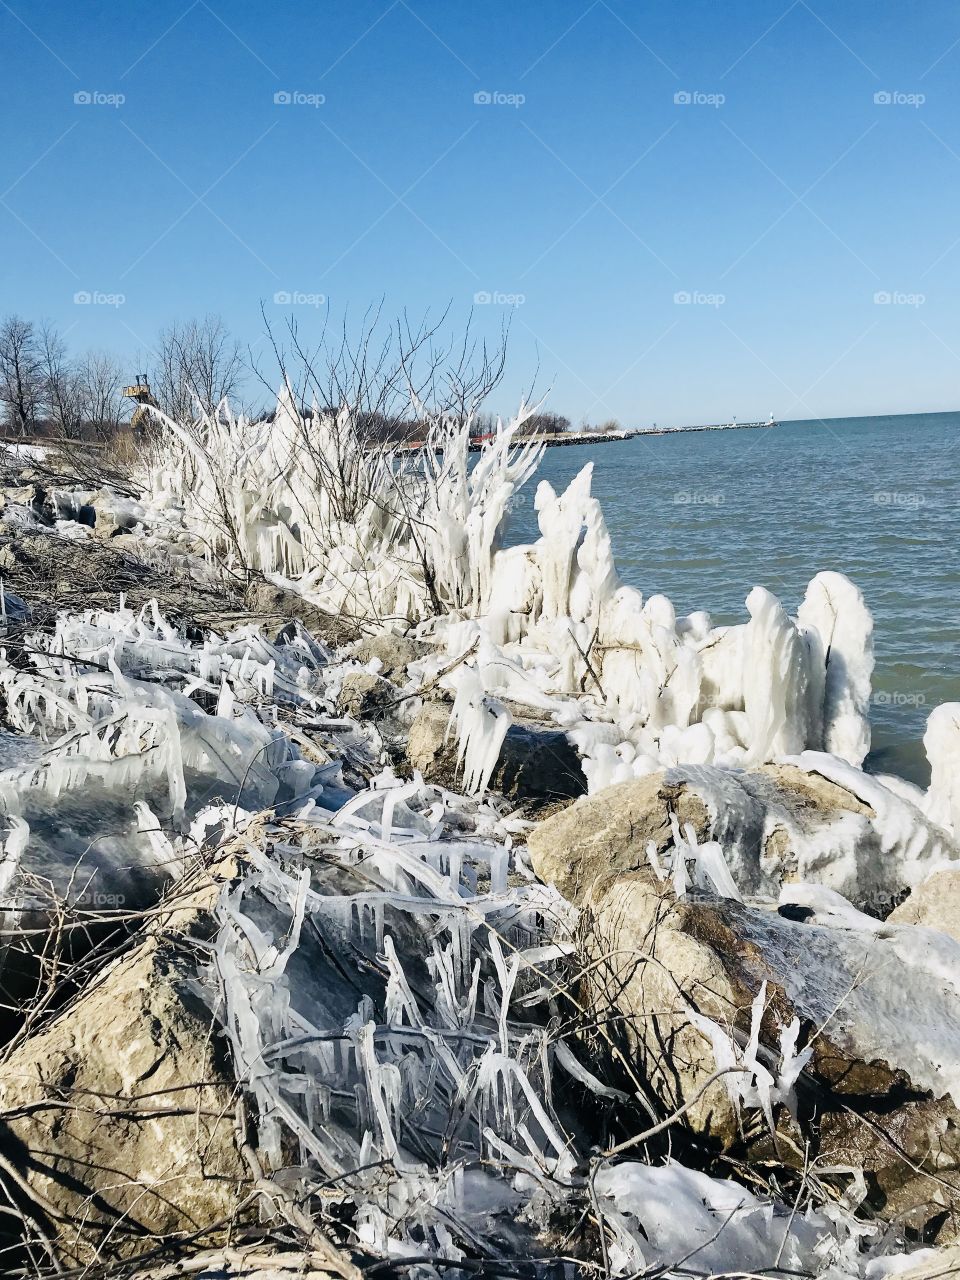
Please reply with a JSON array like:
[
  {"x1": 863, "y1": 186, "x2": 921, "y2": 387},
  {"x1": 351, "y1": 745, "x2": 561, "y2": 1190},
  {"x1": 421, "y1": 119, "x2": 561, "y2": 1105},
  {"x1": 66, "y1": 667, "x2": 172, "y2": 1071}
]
[
  {"x1": 406, "y1": 698, "x2": 586, "y2": 810},
  {"x1": 0, "y1": 857, "x2": 250, "y2": 1266},
  {"x1": 581, "y1": 861, "x2": 960, "y2": 1239},
  {"x1": 528, "y1": 759, "x2": 958, "y2": 910}
]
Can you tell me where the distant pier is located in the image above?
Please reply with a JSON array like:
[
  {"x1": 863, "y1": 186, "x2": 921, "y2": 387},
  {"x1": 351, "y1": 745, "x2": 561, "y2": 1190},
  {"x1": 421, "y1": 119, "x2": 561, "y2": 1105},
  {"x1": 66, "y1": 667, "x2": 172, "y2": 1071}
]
[{"x1": 398, "y1": 418, "x2": 778, "y2": 454}]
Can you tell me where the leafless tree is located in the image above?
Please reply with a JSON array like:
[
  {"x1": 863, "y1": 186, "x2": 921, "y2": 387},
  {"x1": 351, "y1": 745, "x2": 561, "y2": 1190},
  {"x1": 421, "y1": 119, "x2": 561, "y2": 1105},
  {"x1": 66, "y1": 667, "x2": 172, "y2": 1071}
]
[
  {"x1": 516, "y1": 410, "x2": 570, "y2": 438},
  {"x1": 39, "y1": 322, "x2": 84, "y2": 440},
  {"x1": 150, "y1": 314, "x2": 245, "y2": 421},
  {"x1": 77, "y1": 350, "x2": 125, "y2": 439},
  {"x1": 0, "y1": 315, "x2": 43, "y2": 435}
]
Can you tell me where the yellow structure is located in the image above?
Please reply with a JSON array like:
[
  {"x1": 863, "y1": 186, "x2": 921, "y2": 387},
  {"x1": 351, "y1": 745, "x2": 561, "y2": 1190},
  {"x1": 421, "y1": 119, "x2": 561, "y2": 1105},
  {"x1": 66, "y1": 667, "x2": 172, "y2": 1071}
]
[{"x1": 123, "y1": 375, "x2": 158, "y2": 431}]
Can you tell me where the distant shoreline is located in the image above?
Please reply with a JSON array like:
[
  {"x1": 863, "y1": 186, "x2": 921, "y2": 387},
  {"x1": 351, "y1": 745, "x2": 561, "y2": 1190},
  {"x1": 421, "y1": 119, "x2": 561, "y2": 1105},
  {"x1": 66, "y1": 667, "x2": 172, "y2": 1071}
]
[{"x1": 472, "y1": 418, "x2": 778, "y2": 451}]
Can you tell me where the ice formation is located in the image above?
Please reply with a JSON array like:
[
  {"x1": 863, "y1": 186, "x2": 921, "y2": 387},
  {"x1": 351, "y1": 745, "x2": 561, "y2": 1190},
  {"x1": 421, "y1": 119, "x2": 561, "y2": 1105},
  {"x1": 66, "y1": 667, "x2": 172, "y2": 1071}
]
[
  {"x1": 923, "y1": 702, "x2": 960, "y2": 838},
  {"x1": 210, "y1": 775, "x2": 925, "y2": 1276},
  {"x1": 138, "y1": 394, "x2": 885, "y2": 788}
]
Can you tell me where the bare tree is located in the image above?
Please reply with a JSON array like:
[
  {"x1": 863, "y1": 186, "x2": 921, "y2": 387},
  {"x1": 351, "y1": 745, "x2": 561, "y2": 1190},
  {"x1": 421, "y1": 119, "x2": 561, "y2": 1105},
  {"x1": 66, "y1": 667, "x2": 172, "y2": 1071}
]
[
  {"x1": 39, "y1": 321, "x2": 84, "y2": 440},
  {"x1": 150, "y1": 314, "x2": 245, "y2": 421},
  {"x1": 77, "y1": 349, "x2": 125, "y2": 439},
  {"x1": 516, "y1": 410, "x2": 570, "y2": 438},
  {"x1": 0, "y1": 314, "x2": 43, "y2": 435}
]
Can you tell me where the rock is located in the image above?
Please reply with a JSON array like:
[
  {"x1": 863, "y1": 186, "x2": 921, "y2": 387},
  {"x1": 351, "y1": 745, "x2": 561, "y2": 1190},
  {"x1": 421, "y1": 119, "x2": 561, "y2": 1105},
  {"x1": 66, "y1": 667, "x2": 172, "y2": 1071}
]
[
  {"x1": 336, "y1": 671, "x2": 398, "y2": 721},
  {"x1": 407, "y1": 699, "x2": 586, "y2": 809},
  {"x1": 4, "y1": 482, "x2": 49, "y2": 522},
  {"x1": 528, "y1": 760, "x2": 956, "y2": 910},
  {"x1": 552, "y1": 848, "x2": 960, "y2": 1239},
  {"x1": 349, "y1": 632, "x2": 428, "y2": 681},
  {"x1": 587, "y1": 869, "x2": 960, "y2": 1236},
  {"x1": 0, "y1": 827, "x2": 173, "y2": 1043},
  {"x1": 585, "y1": 866, "x2": 748, "y2": 1145},
  {"x1": 0, "y1": 858, "x2": 250, "y2": 1266},
  {"x1": 88, "y1": 486, "x2": 141, "y2": 537},
  {"x1": 889, "y1": 868, "x2": 960, "y2": 942},
  {"x1": 245, "y1": 579, "x2": 361, "y2": 649},
  {"x1": 528, "y1": 772, "x2": 709, "y2": 903}
]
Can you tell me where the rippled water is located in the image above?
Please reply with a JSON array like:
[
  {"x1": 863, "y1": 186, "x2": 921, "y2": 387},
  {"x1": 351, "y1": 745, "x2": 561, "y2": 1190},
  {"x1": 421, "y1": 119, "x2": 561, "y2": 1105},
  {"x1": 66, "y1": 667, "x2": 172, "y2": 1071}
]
[{"x1": 504, "y1": 412, "x2": 960, "y2": 785}]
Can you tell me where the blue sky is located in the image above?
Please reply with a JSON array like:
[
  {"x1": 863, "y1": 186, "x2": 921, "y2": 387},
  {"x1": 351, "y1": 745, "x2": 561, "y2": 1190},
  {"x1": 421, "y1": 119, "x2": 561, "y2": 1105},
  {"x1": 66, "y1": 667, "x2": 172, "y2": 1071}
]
[{"x1": 3, "y1": 0, "x2": 960, "y2": 426}]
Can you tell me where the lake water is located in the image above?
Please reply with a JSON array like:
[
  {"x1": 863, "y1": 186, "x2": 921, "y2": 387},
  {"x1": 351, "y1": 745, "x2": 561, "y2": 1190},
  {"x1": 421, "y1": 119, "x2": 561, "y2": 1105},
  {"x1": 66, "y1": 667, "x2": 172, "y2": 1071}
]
[{"x1": 504, "y1": 412, "x2": 960, "y2": 785}]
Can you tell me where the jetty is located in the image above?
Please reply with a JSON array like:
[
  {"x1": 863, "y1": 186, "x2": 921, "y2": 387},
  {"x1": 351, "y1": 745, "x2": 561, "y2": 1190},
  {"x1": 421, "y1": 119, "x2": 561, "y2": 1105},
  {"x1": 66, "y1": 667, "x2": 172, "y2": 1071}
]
[
  {"x1": 636, "y1": 417, "x2": 777, "y2": 437},
  {"x1": 397, "y1": 417, "x2": 778, "y2": 453},
  {"x1": 466, "y1": 417, "x2": 778, "y2": 450}
]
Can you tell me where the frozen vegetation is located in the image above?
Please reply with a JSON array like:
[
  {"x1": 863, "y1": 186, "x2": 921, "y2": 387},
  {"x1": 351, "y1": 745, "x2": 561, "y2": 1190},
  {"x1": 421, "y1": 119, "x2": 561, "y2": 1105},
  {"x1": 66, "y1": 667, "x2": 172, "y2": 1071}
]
[{"x1": 0, "y1": 378, "x2": 956, "y2": 1280}]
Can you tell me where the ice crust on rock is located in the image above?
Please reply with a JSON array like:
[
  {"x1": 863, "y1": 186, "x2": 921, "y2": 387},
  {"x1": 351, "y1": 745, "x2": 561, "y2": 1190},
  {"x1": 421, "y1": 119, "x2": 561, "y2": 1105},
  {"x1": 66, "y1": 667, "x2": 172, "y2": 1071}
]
[
  {"x1": 594, "y1": 1160, "x2": 871, "y2": 1279},
  {"x1": 0, "y1": 599, "x2": 343, "y2": 901}
]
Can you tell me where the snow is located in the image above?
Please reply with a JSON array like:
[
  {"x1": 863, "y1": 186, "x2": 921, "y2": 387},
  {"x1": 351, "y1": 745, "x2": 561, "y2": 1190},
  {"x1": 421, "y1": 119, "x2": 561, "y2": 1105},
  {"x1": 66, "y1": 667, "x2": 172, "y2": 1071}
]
[{"x1": 0, "y1": 442, "x2": 48, "y2": 462}]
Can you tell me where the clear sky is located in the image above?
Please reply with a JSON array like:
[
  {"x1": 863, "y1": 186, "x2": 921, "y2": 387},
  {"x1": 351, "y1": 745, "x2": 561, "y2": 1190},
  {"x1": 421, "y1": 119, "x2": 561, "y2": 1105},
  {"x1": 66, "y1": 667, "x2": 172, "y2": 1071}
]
[{"x1": 3, "y1": 0, "x2": 960, "y2": 426}]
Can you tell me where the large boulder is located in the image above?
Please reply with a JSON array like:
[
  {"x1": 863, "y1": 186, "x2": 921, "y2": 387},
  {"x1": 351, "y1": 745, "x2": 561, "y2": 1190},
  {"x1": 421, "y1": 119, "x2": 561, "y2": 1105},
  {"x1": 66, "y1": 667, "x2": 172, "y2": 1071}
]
[
  {"x1": 0, "y1": 859, "x2": 250, "y2": 1266},
  {"x1": 336, "y1": 671, "x2": 400, "y2": 723},
  {"x1": 407, "y1": 699, "x2": 587, "y2": 809},
  {"x1": 245, "y1": 579, "x2": 361, "y2": 649},
  {"x1": 581, "y1": 867, "x2": 960, "y2": 1239},
  {"x1": 529, "y1": 761, "x2": 960, "y2": 1241},
  {"x1": 528, "y1": 758, "x2": 958, "y2": 910}
]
